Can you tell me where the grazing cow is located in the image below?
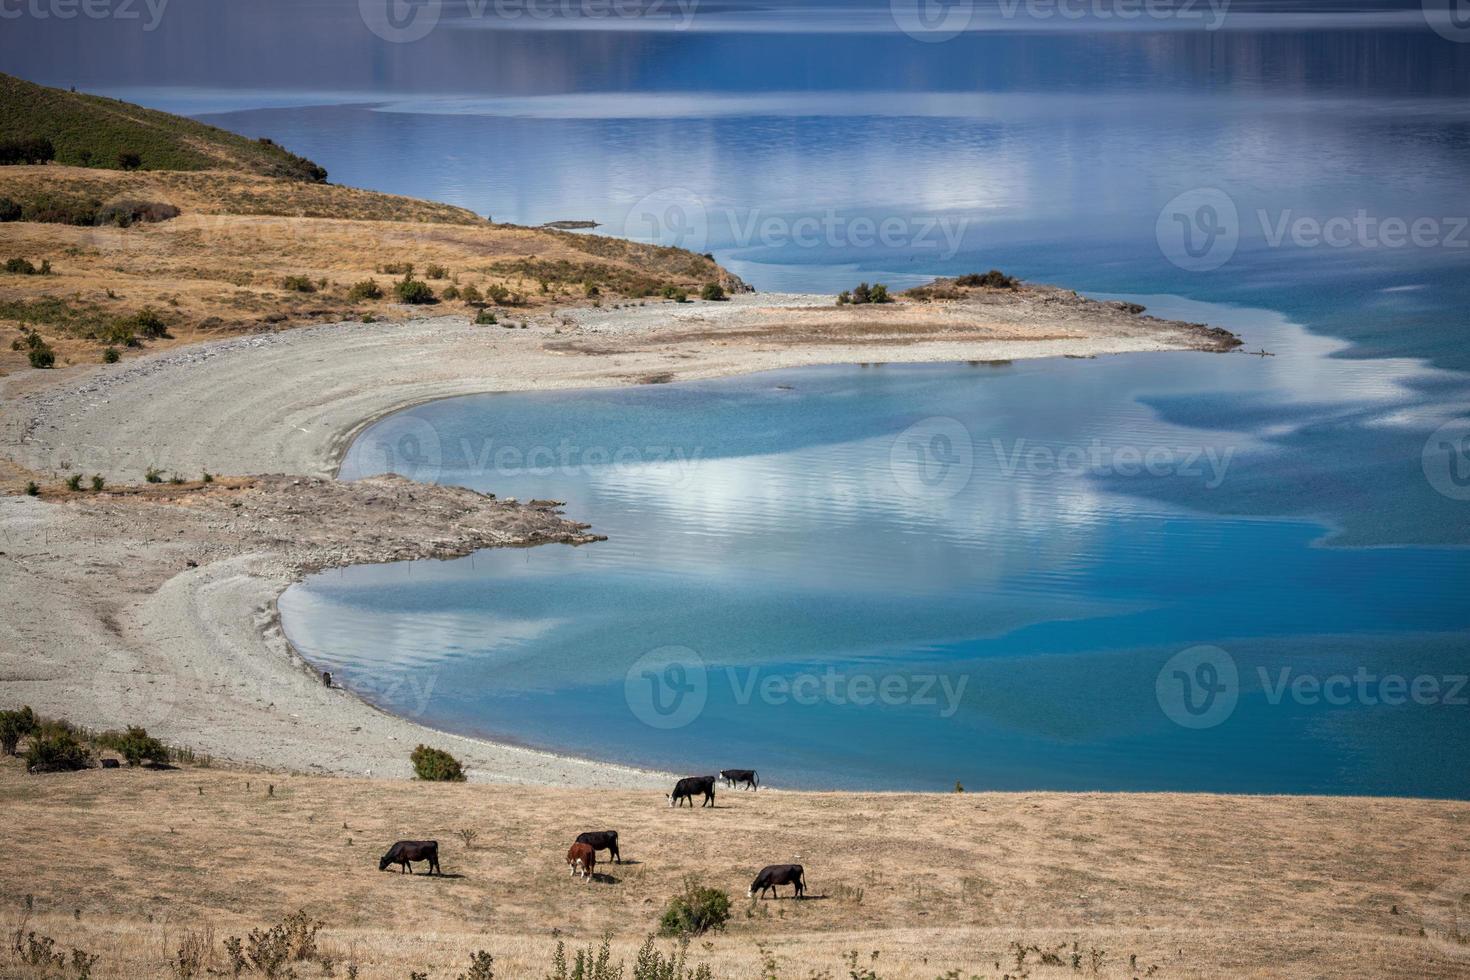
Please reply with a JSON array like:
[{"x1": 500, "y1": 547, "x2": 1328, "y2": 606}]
[
  {"x1": 575, "y1": 830, "x2": 622, "y2": 863},
  {"x1": 566, "y1": 842, "x2": 596, "y2": 882},
  {"x1": 748, "y1": 864, "x2": 805, "y2": 899},
  {"x1": 720, "y1": 769, "x2": 759, "y2": 791},
  {"x1": 378, "y1": 840, "x2": 441, "y2": 875},
  {"x1": 667, "y1": 775, "x2": 716, "y2": 808}
]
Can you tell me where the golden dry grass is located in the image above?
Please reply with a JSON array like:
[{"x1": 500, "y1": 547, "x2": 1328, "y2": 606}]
[
  {"x1": 0, "y1": 166, "x2": 728, "y2": 375},
  {"x1": 2, "y1": 759, "x2": 1467, "y2": 978}
]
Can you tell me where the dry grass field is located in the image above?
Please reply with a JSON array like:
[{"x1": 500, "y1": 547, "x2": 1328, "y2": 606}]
[
  {"x1": 0, "y1": 166, "x2": 733, "y2": 376},
  {"x1": 2, "y1": 758, "x2": 1468, "y2": 979}
]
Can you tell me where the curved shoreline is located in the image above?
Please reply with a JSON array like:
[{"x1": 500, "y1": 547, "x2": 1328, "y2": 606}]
[{"x1": 0, "y1": 290, "x2": 1240, "y2": 786}]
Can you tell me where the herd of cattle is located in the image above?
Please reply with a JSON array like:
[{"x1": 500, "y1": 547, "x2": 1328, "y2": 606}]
[{"x1": 377, "y1": 769, "x2": 807, "y2": 898}]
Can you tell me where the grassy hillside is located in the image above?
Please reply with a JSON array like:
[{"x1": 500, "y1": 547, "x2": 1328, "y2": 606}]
[{"x1": 0, "y1": 73, "x2": 326, "y2": 181}]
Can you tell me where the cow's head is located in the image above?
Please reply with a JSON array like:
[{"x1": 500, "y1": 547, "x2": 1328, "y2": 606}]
[{"x1": 377, "y1": 854, "x2": 392, "y2": 872}]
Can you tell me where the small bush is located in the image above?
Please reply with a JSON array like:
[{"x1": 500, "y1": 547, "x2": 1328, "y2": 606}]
[
  {"x1": 97, "y1": 725, "x2": 169, "y2": 766},
  {"x1": 4, "y1": 257, "x2": 37, "y2": 274},
  {"x1": 474, "y1": 309, "x2": 498, "y2": 325},
  {"x1": 955, "y1": 269, "x2": 1016, "y2": 289},
  {"x1": 411, "y1": 744, "x2": 465, "y2": 781},
  {"x1": 145, "y1": 466, "x2": 164, "y2": 483},
  {"x1": 28, "y1": 344, "x2": 55, "y2": 368},
  {"x1": 395, "y1": 274, "x2": 435, "y2": 305},
  {"x1": 456, "y1": 950, "x2": 495, "y2": 980},
  {"x1": 657, "y1": 877, "x2": 730, "y2": 937},
  {"x1": 24, "y1": 481, "x2": 38, "y2": 496},
  {"x1": 65, "y1": 473, "x2": 82, "y2": 491},
  {"x1": 347, "y1": 279, "x2": 382, "y2": 301},
  {"x1": 103, "y1": 347, "x2": 120, "y2": 363},
  {"x1": 699, "y1": 283, "x2": 725, "y2": 301},
  {"x1": 91, "y1": 474, "x2": 105, "y2": 490},
  {"x1": 460, "y1": 284, "x2": 483, "y2": 305},
  {"x1": 0, "y1": 705, "x2": 39, "y2": 755},
  {"x1": 282, "y1": 275, "x2": 316, "y2": 293},
  {"x1": 843, "y1": 282, "x2": 892, "y2": 305},
  {"x1": 440, "y1": 284, "x2": 460, "y2": 301},
  {"x1": 116, "y1": 151, "x2": 142, "y2": 171},
  {"x1": 0, "y1": 197, "x2": 21, "y2": 222},
  {"x1": 584, "y1": 283, "x2": 600, "y2": 297},
  {"x1": 94, "y1": 199, "x2": 179, "y2": 227},
  {"x1": 425, "y1": 264, "x2": 449, "y2": 280},
  {"x1": 24, "y1": 729, "x2": 90, "y2": 772}
]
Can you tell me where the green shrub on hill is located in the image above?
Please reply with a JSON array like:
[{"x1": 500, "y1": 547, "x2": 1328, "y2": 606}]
[
  {"x1": 395, "y1": 273, "x2": 435, "y2": 305},
  {"x1": 657, "y1": 877, "x2": 730, "y2": 937},
  {"x1": 0, "y1": 705, "x2": 39, "y2": 755},
  {"x1": 96, "y1": 726, "x2": 169, "y2": 766},
  {"x1": 24, "y1": 728, "x2": 89, "y2": 772}
]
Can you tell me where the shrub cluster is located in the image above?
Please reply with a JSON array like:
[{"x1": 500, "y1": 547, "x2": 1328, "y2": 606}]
[
  {"x1": 956, "y1": 269, "x2": 1016, "y2": 289},
  {"x1": 347, "y1": 279, "x2": 382, "y2": 301},
  {"x1": 410, "y1": 744, "x2": 466, "y2": 781},
  {"x1": 0, "y1": 191, "x2": 178, "y2": 227},
  {"x1": 281, "y1": 275, "x2": 316, "y2": 293},
  {"x1": 24, "y1": 728, "x2": 90, "y2": 772},
  {"x1": 699, "y1": 283, "x2": 726, "y2": 301},
  {"x1": 395, "y1": 272, "x2": 436, "y2": 305},
  {"x1": 95, "y1": 199, "x2": 180, "y2": 227},
  {"x1": 4, "y1": 257, "x2": 50, "y2": 275},
  {"x1": 0, "y1": 705, "x2": 39, "y2": 755},
  {"x1": 96, "y1": 725, "x2": 169, "y2": 766},
  {"x1": 837, "y1": 282, "x2": 891, "y2": 306}
]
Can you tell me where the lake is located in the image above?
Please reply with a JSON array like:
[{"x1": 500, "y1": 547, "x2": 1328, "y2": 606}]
[{"x1": 10, "y1": 1, "x2": 1467, "y2": 793}]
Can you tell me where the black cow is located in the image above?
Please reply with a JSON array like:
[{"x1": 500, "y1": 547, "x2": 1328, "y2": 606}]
[
  {"x1": 667, "y1": 775, "x2": 716, "y2": 808},
  {"x1": 378, "y1": 840, "x2": 441, "y2": 875},
  {"x1": 720, "y1": 769, "x2": 759, "y2": 791},
  {"x1": 575, "y1": 830, "x2": 622, "y2": 863},
  {"x1": 749, "y1": 863, "x2": 805, "y2": 899}
]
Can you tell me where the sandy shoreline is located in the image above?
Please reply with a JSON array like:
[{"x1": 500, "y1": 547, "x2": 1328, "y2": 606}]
[{"x1": 0, "y1": 289, "x2": 1239, "y2": 785}]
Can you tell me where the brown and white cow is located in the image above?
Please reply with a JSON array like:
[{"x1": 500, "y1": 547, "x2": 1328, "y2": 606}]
[{"x1": 566, "y1": 841, "x2": 596, "y2": 882}]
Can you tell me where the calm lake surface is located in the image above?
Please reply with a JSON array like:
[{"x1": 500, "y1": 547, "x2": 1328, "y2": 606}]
[{"x1": 11, "y1": 2, "x2": 1467, "y2": 793}]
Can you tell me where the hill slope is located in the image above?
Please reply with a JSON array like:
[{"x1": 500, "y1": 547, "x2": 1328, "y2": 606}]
[{"x1": 0, "y1": 72, "x2": 326, "y2": 181}]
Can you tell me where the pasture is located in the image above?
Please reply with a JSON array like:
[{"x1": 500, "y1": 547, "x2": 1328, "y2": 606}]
[{"x1": 2, "y1": 759, "x2": 1468, "y2": 977}]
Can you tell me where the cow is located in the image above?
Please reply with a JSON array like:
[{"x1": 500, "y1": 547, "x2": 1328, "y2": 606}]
[
  {"x1": 567, "y1": 842, "x2": 596, "y2": 882},
  {"x1": 575, "y1": 830, "x2": 622, "y2": 864},
  {"x1": 748, "y1": 864, "x2": 805, "y2": 899},
  {"x1": 667, "y1": 775, "x2": 716, "y2": 808},
  {"x1": 378, "y1": 840, "x2": 441, "y2": 875},
  {"x1": 720, "y1": 769, "x2": 759, "y2": 791}
]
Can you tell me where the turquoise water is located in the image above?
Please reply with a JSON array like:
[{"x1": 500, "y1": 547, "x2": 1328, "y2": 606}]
[
  {"x1": 281, "y1": 293, "x2": 1470, "y2": 794},
  {"x1": 13, "y1": 2, "x2": 1468, "y2": 792}
]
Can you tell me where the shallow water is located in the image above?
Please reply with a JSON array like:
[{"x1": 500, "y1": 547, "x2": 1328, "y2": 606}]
[{"x1": 11, "y1": 2, "x2": 1468, "y2": 792}]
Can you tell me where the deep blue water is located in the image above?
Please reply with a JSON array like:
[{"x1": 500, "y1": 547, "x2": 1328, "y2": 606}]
[{"x1": 9, "y1": 2, "x2": 1468, "y2": 793}]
